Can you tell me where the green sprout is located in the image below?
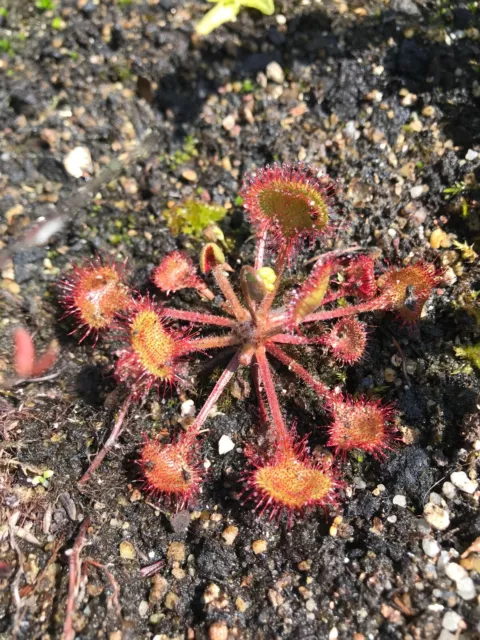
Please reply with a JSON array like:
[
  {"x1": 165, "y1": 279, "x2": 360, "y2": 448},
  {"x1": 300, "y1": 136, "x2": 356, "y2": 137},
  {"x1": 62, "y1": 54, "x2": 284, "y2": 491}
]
[
  {"x1": 31, "y1": 469, "x2": 54, "y2": 487},
  {"x1": 196, "y1": 0, "x2": 275, "y2": 37},
  {"x1": 163, "y1": 199, "x2": 228, "y2": 238},
  {"x1": 52, "y1": 16, "x2": 64, "y2": 30},
  {"x1": 0, "y1": 38, "x2": 13, "y2": 55},
  {"x1": 444, "y1": 181, "x2": 467, "y2": 198},
  {"x1": 36, "y1": 0, "x2": 56, "y2": 11}
]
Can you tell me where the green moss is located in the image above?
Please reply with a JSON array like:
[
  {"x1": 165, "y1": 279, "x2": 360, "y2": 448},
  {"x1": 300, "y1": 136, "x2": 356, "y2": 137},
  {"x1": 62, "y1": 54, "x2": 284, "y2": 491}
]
[
  {"x1": 36, "y1": 0, "x2": 56, "y2": 11},
  {"x1": 163, "y1": 200, "x2": 227, "y2": 238},
  {"x1": 455, "y1": 343, "x2": 480, "y2": 370},
  {"x1": 0, "y1": 38, "x2": 13, "y2": 54}
]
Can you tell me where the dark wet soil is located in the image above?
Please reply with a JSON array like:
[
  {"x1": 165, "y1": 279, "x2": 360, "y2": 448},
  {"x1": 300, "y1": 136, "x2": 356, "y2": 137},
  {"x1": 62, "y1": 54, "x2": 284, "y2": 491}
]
[{"x1": 1, "y1": 1, "x2": 480, "y2": 639}]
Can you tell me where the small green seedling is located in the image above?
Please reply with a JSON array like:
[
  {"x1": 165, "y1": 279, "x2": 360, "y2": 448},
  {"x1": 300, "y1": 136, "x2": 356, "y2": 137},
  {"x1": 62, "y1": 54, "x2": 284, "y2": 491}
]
[{"x1": 196, "y1": 0, "x2": 274, "y2": 36}]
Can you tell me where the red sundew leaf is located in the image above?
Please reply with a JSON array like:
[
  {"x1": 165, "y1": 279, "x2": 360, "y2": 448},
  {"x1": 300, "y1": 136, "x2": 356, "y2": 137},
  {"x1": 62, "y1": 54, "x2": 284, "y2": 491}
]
[
  {"x1": 322, "y1": 318, "x2": 367, "y2": 364},
  {"x1": 14, "y1": 328, "x2": 35, "y2": 378},
  {"x1": 199, "y1": 243, "x2": 226, "y2": 274},
  {"x1": 152, "y1": 251, "x2": 212, "y2": 299},
  {"x1": 240, "y1": 163, "x2": 336, "y2": 258},
  {"x1": 243, "y1": 426, "x2": 339, "y2": 525},
  {"x1": 139, "y1": 435, "x2": 203, "y2": 509},
  {"x1": 288, "y1": 260, "x2": 333, "y2": 325}
]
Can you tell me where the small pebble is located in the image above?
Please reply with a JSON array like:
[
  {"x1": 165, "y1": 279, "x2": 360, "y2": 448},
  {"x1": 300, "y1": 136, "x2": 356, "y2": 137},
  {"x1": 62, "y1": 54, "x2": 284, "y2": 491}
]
[
  {"x1": 410, "y1": 185, "x2": 425, "y2": 199},
  {"x1": 266, "y1": 61, "x2": 285, "y2": 84},
  {"x1": 119, "y1": 541, "x2": 136, "y2": 560},
  {"x1": 465, "y1": 149, "x2": 478, "y2": 161},
  {"x1": 305, "y1": 598, "x2": 316, "y2": 612},
  {"x1": 222, "y1": 525, "x2": 239, "y2": 546},
  {"x1": 445, "y1": 562, "x2": 468, "y2": 582},
  {"x1": 138, "y1": 600, "x2": 149, "y2": 617},
  {"x1": 424, "y1": 503, "x2": 450, "y2": 531},
  {"x1": 353, "y1": 477, "x2": 366, "y2": 490},
  {"x1": 252, "y1": 539, "x2": 267, "y2": 554},
  {"x1": 422, "y1": 538, "x2": 441, "y2": 558},
  {"x1": 222, "y1": 114, "x2": 236, "y2": 131},
  {"x1": 209, "y1": 622, "x2": 228, "y2": 640},
  {"x1": 456, "y1": 576, "x2": 476, "y2": 601},
  {"x1": 63, "y1": 146, "x2": 92, "y2": 178},
  {"x1": 442, "y1": 482, "x2": 456, "y2": 500},
  {"x1": 218, "y1": 434, "x2": 235, "y2": 455},
  {"x1": 180, "y1": 399, "x2": 195, "y2": 417},
  {"x1": 182, "y1": 169, "x2": 197, "y2": 182},
  {"x1": 442, "y1": 611, "x2": 462, "y2": 632},
  {"x1": 167, "y1": 541, "x2": 185, "y2": 563},
  {"x1": 393, "y1": 495, "x2": 406, "y2": 508},
  {"x1": 450, "y1": 471, "x2": 478, "y2": 495},
  {"x1": 329, "y1": 627, "x2": 338, "y2": 640}
]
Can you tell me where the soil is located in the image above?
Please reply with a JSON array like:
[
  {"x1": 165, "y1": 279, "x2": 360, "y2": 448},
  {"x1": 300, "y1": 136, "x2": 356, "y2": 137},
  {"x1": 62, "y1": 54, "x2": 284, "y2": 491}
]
[{"x1": 1, "y1": 1, "x2": 480, "y2": 639}]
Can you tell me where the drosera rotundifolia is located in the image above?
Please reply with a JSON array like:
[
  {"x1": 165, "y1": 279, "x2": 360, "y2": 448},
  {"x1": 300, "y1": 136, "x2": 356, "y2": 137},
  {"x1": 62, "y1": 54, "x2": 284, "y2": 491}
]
[{"x1": 59, "y1": 163, "x2": 440, "y2": 524}]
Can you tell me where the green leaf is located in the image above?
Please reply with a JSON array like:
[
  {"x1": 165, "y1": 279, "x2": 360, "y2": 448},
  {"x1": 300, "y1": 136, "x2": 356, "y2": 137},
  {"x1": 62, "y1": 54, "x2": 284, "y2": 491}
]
[
  {"x1": 241, "y1": 0, "x2": 275, "y2": 15},
  {"x1": 196, "y1": 2, "x2": 240, "y2": 36}
]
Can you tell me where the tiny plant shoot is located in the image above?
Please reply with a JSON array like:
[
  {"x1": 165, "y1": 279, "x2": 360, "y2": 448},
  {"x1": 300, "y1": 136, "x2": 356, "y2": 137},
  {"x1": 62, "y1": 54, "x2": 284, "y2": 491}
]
[
  {"x1": 196, "y1": 0, "x2": 275, "y2": 37},
  {"x1": 59, "y1": 163, "x2": 439, "y2": 523}
]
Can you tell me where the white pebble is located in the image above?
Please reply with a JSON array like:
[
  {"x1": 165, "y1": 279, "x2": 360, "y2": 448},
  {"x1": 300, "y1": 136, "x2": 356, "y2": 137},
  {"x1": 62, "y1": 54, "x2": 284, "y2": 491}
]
[
  {"x1": 266, "y1": 61, "x2": 285, "y2": 84},
  {"x1": 63, "y1": 146, "x2": 92, "y2": 178},
  {"x1": 465, "y1": 149, "x2": 478, "y2": 161},
  {"x1": 442, "y1": 611, "x2": 462, "y2": 632},
  {"x1": 422, "y1": 538, "x2": 440, "y2": 558},
  {"x1": 442, "y1": 481, "x2": 456, "y2": 500},
  {"x1": 328, "y1": 627, "x2": 338, "y2": 640},
  {"x1": 138, "y1": 600, "x2": 149, "y2": 617},
  {"x1": 445, "y1": 562, "x2": 468, "y2": 582},
  {"x1": 393, "y1": 495, "x2": 406, "y2": 507},
  {"x1": 218, "y1": 435, "x2": 235, "y2": 455},
  {"x1": 410, "y1": 185, "x2": 425, "y2": 199},
  {"x1": 456, "y1": 576, "x2": 476, "y2": 601},
  {"x1": 424, "y1": 503, "x2": 450, "y2": 531},
  {"x1": 180, "y1": 399, "x2": 195, "y2": 417},
  {"x1": 450, "y1": 471, "x2": 478, "y2": 495}
]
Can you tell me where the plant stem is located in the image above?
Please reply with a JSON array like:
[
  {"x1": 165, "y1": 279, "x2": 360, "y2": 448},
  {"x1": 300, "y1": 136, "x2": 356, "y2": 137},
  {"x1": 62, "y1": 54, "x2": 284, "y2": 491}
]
[
  {"x1": 185, "y1": 350, "x2": 241, "y2": 443},
  {"x1": 301, "y1": 297, "x2": 385, "y2": 323},
  {"x1": 255, "y1": 347, "x2": 289, "y2": 440},
  {"x1": 254, "y1": 230, "x2": 267, "y2": 270},
  {"x1": 78, "y1": 392, "x2": 134, "y2": 486},
  {"x1": 257, "y1": 251, "x2": 287, "y2": 320},
  {"x1": 271, "y1": 334, "x2": 323, "y2": 345},
  {"x1": 266, "y1": 343, "x2": 332, "y2": 400},
  {"x1": 184, "y1": 334, "x2": 241, "y2": 354},
  {"x1": 160, "y1": 307, "x2": 237, "y2": 328},
  {"x1": 212, "y1": 266, "x2": 250, "y2": 321}
]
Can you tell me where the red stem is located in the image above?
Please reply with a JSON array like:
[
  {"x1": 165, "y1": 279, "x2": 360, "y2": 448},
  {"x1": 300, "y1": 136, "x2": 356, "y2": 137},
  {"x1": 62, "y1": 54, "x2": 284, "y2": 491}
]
[
  {"x1": 212, "y1": 266, "x2": 249, "y2": 322},
  {"x1": 266, "y1": 343, "x2": 332, "y2": 400},
  {"x1": 254, "y1": 230, "x2": 267, "y2": 270},
  {"x1": 183, "y1": 334, "x2": 241, "y2": 353},
  {"x1": 251, "y1": 353, "x2": 269, "y2": 424},
  {"x1": 185, "y1": 350, "x2": 241, "y2": 443},
  {"x1": 301, "y1": 297, "x2": 386, "y2": 323},
  {"x1": 257, "y1": 252, "x2": 286, "y2": 320},
  {"x1": 78, "y1": 392, "x2": 134, "y2": 486},
  {"x1": 160, "y1": 307, "x2": 237, "y2": 328},
  {"x1": 255, "y1": 347, "x2": 289, "y2": 440},
  {"x1": 271, "y1": 334, "x2": 323, "y2": 345}
]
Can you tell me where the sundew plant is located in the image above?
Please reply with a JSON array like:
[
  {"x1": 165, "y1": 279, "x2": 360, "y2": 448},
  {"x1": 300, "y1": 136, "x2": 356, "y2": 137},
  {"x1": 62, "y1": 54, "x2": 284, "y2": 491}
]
[{"x1": 59, "y1": 163, "x2": 439, "y2": 524}]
